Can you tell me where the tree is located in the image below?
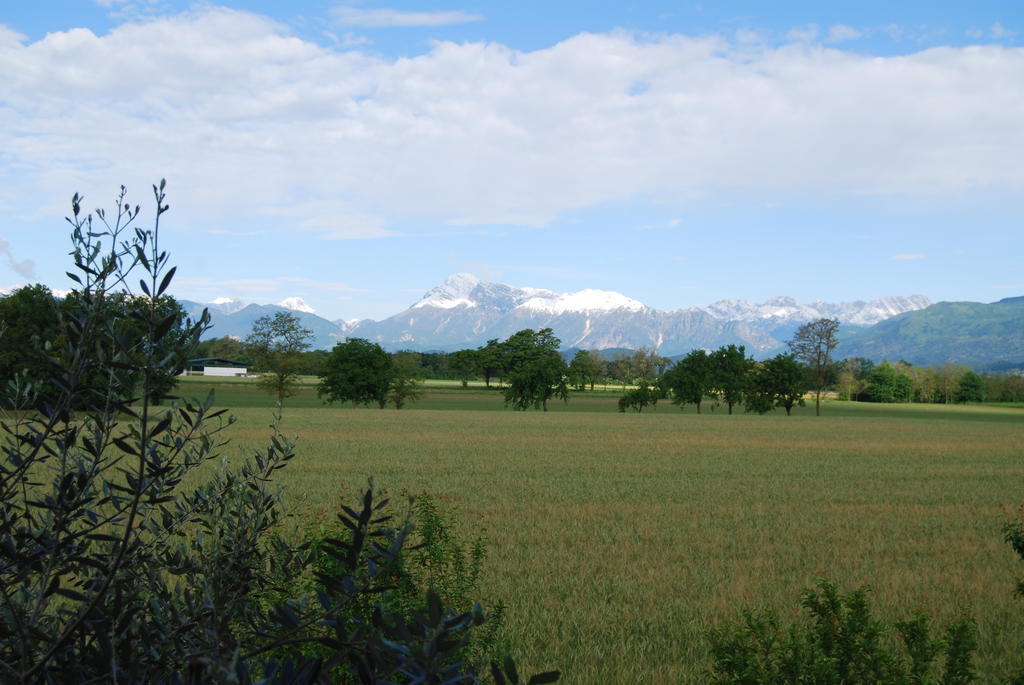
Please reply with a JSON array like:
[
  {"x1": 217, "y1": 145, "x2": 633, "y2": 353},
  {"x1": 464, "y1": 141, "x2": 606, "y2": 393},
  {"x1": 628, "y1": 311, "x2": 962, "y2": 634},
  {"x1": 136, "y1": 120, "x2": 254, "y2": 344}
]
[
  {"x1": 788, "y1": 318, "x2": 840, "y2": 416},
  {"x1": 0, "y1": 283, "x2": 63, "y2": 407},
  {"x1": 245, "y1": 311, "x2": 314, "y2": 404},
  {"x1": 836, "y1": 357, "x2": 873, "y2": 401},
  {"x1": 955, "y1": 370, "x2": 985, "y2": 403},
  {"x1": 936, "y1": 363, "x2": 966, "y2": 404},
  {"x1": 607, "y1": 351, "x2": 634, "y2": 390},
  {"x1": 746, "y1": 353, "x2": 806, "y2": 415},
  {"x1": 618, "y1": 381, "x2": 661, "y2": 413},
  {"x1": 449, "y1": 348, "x2": 480, "y2": 388},
  {"x1": 318, "y1": 337, "x2": 393, "y2": 408},
  {"x1": 710, "y1": 344, "x2": 752, "y2": 415},
  {"x1": 501, "y1": 328, "x2": 569, "y2": 411},
  {"x1": 664, "y1": 349, "x2": 713, "y2": 413},
  {"x1": 865, "y1": 361, "x2": 913, "y2": 403},
  {"x1": 390, "y1": 352, "x2": 424, "y2": 409},
  {"x1": 194, "y1": 334, "x2": 248, "y2": 360},
  {"x1": 631, "y1": 347, "x2": 670, "y2": 383},
  {"x1": 477, "y1": 339, "x2": 505, "y2": 388},
  {"x1": 568, "y1": 349, "x2": 602, "y2": 391}
]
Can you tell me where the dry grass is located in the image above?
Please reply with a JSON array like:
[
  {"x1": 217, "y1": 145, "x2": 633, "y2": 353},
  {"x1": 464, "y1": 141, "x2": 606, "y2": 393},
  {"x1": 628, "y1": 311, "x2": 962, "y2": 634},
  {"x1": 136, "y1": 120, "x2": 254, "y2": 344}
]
[{"x1": 200, "y1": 387, "x2": 1024, "y2": 683}]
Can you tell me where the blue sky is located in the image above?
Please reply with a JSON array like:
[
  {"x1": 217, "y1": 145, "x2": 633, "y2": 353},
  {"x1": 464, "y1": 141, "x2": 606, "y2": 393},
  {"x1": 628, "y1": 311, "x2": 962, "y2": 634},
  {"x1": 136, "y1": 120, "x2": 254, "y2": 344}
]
[{"x1": 0, "y1": 1, "x2": 1021, "y2": 321}]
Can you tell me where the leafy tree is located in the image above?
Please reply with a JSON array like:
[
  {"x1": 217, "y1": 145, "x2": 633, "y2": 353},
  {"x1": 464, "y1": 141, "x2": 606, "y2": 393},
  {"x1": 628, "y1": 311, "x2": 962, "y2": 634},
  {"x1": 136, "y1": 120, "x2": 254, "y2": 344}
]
[
  {"x1": 193, "y1": 334, "x2": 248, "y2": 361},
  {"x1": 501, "y1": 328, "x2": 569, "y2": 411},
  {"x1": 955, "y1": 371, "x2": 985, "y2": 403},
  {"x1": 866, "y1": 361, "x2": 913, "y2": 403},
  {"x1": 664, "y1": 349, "x2": 713, "y2": 413},
  {"x1": 936, "y1": 362, "x2": 966, "y2": 404},
  {"x1": 617, "y1": 381, "x2": 662, "y2": 413},
  {"x1": 245, "y1": 311, "x2": 314, "y2": 404},
  {"x1": 389, "y1": 352, "x2": 424, "y2": 409},
  {"x1": 788, "y1": 317, "x2": 840, "y2": 416},
  {"x1": 746, "y1": 353, "x2": 806, "y2": 415},
  {"x1": 478, "y1": 338, "x2": 505, "y2": 388},
  {"x1": 631, "y1": 347, "x2": 670, "y2": 383},
  {"x1": 710, "y1": 344, "x2": 752, "y2": 415},
  {"x1": 0, "y1": 283, "x2": 62, "y2": 406},
  {"x1": 607, "y1": 350, "x2": 634, "y2": 390},
  {"x1": 449, "y1": 348, "x2": 480, "y2": 387},
  {"x1": 568, "y1": 349, "x2": 603, "y2": 391},
  {"x1": 318, "y1": 337, "x2": 393, "y2": 408},
  {"x1": 836, "y1": 357, "x2": 873, "y2": 401}
]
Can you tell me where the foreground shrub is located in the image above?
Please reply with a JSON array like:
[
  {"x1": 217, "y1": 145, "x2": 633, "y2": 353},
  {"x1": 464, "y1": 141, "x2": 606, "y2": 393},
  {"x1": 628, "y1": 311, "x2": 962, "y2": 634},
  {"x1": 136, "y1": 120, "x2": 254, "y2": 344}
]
[
  {"x1": 0, "y1": 182, "x2": 557, "y2": 684},
  {"x1": 274, "y1": 491, "x2": 507, "y2": 680},
  {"x1": 707, "y1": 580, "x2": 977, "y2": 684}
]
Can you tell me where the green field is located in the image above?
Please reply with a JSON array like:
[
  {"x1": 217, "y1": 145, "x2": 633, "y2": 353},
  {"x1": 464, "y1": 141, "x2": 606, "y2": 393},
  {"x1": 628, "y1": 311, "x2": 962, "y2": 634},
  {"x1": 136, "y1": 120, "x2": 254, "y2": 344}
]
[{"x1": 179, "y1": 376, "x2": 1024, "y2": 682}]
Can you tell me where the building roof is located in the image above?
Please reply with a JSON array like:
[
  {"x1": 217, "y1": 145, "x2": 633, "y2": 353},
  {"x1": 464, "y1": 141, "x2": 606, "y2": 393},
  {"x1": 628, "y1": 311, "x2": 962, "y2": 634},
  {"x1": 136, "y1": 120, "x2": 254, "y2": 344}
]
[{"x1": 186, "y1": 357, "x2": 248, "y2": 367}]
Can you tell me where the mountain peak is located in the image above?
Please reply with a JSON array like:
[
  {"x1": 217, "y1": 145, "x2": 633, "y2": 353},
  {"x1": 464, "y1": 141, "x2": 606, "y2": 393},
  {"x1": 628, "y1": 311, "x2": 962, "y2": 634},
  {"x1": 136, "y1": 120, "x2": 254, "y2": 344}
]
[
  {"x1": 413, "y1": 273, "x2": 481, "y2": 309},
  {"x1": 279, "y1": 297, "x2": 316, "y2": 314},
  {"x1": 207, "y1": 297, "x2": 247, "y2": 314}
]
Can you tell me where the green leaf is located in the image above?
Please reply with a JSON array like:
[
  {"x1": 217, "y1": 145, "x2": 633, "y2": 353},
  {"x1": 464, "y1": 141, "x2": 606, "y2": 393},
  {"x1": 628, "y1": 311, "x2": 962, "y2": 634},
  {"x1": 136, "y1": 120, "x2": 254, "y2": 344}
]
[{"x1": 157, "y1": 266, "x2": 176, "y2": 296}]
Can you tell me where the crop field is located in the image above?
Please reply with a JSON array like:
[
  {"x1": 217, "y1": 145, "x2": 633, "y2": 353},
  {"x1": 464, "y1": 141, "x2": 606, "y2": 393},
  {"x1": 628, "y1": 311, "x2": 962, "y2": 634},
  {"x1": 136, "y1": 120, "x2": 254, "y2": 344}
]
[{"x1": 180, "y1": 377, "x2": 1024, "y2": 682}]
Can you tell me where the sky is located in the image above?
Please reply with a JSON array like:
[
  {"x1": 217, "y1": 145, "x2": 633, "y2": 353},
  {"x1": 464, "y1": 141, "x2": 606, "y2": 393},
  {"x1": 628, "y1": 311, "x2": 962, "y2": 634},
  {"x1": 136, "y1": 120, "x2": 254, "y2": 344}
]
[{"x1": 0, "y1": 1, "x2": 1021, "y2": 322}]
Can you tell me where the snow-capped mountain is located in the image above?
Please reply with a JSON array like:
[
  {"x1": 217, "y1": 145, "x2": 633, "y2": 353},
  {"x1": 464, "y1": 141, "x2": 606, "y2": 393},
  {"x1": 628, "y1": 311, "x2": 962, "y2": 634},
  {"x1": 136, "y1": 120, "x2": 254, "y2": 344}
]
[
  {"x1": 412, "y1": 273, "x2": 647, "y2": 315},
  {"x1": 339, "y1": 275, "x2": 932, "y2": 356},
  {"x1": 184, "y1": 275, "x2": 935, "y2": 358},
  {"x1": 208, "y1": 297, "x2": 247, "y2": 315},
  {"x1": 704, "y1": 294, "x2": 933, "y2": 329}
]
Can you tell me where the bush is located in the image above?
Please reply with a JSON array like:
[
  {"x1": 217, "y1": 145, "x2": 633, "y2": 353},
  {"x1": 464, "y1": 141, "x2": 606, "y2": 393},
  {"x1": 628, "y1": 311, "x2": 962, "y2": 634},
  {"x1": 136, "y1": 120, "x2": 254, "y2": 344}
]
[
  {"x1": 274, "y1": 490, "x2": 507, "y2": 680},
  {"x1": 707, "y1": 580, "x2": 977, "y2": 684},
  {"x1": 0, "y1": 182, "x2": 557, "y2": 684},
  {"x1": 617, "y1": 381, "x2": 662, "y2": 412}
]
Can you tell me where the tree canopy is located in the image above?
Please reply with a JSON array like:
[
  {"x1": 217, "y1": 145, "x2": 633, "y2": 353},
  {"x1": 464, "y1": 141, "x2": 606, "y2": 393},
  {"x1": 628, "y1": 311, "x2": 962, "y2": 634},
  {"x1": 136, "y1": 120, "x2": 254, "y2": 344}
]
[
  {"x1": 788, "y1": 318, "x2": 840, "y2": 416},
  {"x1": 663, "y1": 349, "x2": 713, "y2": 413},
  {"x1": 318, "y1": 337, "x2": 394, "y2": 408},
  {"x1": 501, "y1": 328, "x2": 569, "y2": 411},
  {"x1": 245, "y1": 311, "x2": 314, "y2": 404}
]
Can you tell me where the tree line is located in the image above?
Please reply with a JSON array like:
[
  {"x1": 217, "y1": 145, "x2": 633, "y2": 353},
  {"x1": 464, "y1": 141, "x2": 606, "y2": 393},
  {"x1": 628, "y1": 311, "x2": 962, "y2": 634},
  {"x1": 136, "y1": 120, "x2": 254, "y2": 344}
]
[
  {"x1": 5, "y1": 285, "x2": 1019, "y2": 414},
  {"x1": 834, "y1": 357, "x2": 1020, "y2": 404}
]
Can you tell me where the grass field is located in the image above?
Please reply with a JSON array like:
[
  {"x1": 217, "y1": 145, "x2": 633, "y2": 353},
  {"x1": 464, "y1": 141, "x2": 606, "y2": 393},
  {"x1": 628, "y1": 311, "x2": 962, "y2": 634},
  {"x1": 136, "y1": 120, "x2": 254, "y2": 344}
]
[{"x1": 179, "y1": 376, "x2": 1024, "y2": 682}]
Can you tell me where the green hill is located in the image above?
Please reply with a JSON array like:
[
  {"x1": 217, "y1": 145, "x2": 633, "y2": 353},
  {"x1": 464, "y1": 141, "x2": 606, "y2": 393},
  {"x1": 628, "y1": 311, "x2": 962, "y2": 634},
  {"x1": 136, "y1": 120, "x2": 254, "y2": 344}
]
[{"x1": 842, "y1": 297, "x2": 1024, "y2": 370}]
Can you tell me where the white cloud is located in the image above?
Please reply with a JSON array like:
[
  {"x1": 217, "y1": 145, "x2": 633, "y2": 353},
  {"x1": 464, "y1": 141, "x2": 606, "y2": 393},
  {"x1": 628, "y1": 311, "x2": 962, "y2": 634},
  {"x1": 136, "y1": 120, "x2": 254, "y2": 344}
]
[
  {"x1": 827, "y1": 24, "x2": 862, "y2": 43},
  {"x1": 965, "y1": 27, "x2": 984, "y2": 40},
  {"x1": 637, "y1": 218, "x2": 682, "y2": 231},
  {"x1": 0, "y1": 8, "x2": 1022, "y2": 241},
  {"x1": 786, "y1": 24, "x2": 818, "y2": 43},
  {"x1": 888, "y1": 253, "x2": 925, "y2": 261},
  {"x1": 0, "y1": 238, "x2": 35, "y2": 278},
  {"x1": 329, "y1": 5, "x2": 483, "y2": 28},
  {"x1": 992, "y1": 22, "x2": 1016, "y2": 40}
]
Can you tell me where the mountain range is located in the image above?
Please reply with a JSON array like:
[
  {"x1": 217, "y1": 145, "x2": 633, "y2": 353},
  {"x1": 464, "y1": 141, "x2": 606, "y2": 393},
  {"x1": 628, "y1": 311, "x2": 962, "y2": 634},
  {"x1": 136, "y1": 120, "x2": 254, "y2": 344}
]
[{"x1": 175, "y1": 274, "x2": 1024, "y2": 366}]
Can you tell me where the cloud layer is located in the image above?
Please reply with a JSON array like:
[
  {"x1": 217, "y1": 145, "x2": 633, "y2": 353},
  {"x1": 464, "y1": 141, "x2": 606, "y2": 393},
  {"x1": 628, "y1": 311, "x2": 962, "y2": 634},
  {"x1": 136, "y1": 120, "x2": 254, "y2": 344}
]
[{"x1": 0, "y1": 7, "x2": 1021, "y2": 239}]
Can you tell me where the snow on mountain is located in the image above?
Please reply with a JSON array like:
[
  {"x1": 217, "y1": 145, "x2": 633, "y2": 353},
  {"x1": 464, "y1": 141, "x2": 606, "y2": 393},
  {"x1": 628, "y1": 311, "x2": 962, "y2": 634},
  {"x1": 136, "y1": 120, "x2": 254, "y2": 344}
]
[
  {"x1": 336, "y1": 318, "x2": 367, "y2": 333},
  {"x1": 411, "y1": 273, "x2": 644, "y2": 315},
  {"x1": 518, "y1": 289, "x2": 647, "y2": 315},
  {"x1": 278, "y1": 297, "x2": 316, "y2": 314},
  {"x1": 705, "y1": 295, "x2": 932, "y2": 328},
  {"x1": 190, "y1": 273, "x2": 939, "y2": 357},
  {"x1": 208, "y1": 297, "x2": 247, "y2": 314},
  {"x1": 413, "y1": 273, "x2": 482, "y2": 309}
]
